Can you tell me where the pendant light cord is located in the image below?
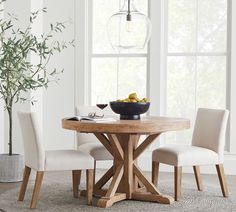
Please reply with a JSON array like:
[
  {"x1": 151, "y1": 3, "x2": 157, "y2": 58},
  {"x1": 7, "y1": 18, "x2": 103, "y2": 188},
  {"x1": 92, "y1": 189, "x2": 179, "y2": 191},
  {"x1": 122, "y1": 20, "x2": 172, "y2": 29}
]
[
  {"x1": 127, "y1": 0, "x2": 131, "y2": 21},
  {"x1": 128, "y1": 0, "x2": 130, "y2": 14}
]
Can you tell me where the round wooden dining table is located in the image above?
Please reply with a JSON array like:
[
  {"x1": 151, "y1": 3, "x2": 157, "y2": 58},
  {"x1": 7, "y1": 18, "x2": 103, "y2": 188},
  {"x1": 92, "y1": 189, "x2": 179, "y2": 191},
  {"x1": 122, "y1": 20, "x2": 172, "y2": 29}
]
[{"x1": 62, "y1": 116, "x2": 190, "y2": 208}]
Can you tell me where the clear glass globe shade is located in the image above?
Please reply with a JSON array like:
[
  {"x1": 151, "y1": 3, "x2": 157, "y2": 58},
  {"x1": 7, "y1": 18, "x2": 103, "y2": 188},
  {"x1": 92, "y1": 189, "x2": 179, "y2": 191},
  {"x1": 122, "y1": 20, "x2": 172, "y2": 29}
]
[{"x1": 107, "y1": 2, "x2": 152, "y2": 50}]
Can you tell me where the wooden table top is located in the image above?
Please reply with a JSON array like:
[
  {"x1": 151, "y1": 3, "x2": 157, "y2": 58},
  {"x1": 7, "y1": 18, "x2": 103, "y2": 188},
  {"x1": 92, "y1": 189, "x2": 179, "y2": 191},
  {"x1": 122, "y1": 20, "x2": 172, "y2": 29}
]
[{"x1": 62, "y1": 116, "x2": 190, "y2": 134}]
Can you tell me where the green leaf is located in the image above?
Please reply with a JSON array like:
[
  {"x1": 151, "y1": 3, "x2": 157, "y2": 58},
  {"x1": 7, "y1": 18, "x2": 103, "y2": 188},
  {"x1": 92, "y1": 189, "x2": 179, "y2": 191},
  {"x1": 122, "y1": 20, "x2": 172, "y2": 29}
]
[{"x1": 0, "y1": 5, "x2": 74, "y2": 119}]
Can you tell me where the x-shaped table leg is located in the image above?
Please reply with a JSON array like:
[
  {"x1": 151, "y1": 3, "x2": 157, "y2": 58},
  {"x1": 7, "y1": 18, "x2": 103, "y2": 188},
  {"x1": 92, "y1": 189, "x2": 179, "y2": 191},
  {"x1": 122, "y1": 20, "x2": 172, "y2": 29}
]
[{"x1": 90, "y1": 133, "x2": 174, "y2": 208}]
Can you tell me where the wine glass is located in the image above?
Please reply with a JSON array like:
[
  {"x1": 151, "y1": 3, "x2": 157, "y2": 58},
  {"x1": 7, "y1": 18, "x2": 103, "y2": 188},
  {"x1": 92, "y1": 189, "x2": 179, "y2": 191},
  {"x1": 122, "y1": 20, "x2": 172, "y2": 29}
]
[
  {"x1": 96, "y1": 96, "x2": 108, "y2": 110},
  {"x1": 96, "y1": 95, "x2": 108, "y2": 116}
]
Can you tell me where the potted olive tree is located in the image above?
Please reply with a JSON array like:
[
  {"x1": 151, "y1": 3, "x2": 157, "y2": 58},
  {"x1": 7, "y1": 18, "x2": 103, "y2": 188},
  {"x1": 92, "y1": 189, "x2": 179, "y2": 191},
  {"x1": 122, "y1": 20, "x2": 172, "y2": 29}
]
[{"x1": 0, "y1": 3, "x2": 73, "y2": 182}]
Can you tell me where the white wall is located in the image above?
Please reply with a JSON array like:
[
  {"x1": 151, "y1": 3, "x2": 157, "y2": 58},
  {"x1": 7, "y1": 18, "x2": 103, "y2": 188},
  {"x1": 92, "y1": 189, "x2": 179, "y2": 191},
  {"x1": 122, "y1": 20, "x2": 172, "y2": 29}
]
[
  {"x1": 0, "y1": 100, "x2": 4, "y2": 154},
  {"x1": 3, "y1": 0, "x2": 31, "y2": 155},
  {"x1": 75, "y1": 0, "x2": 90, "y2": 106},
  {"x1": 31, "y1": 0, "x2": 43, "y2": 121},
  {"x1": 229, "y1": 0, "x2": 236, "y2": 154},
  {"x1": 42, "y1": 0, "x2": 75, "y2": 150},
  {"x1": 0, "y1": 0, "x2": 77, "y2": 155},
  {"x1": 0, "y1": 0, "x2": 4, "y2": 154}
]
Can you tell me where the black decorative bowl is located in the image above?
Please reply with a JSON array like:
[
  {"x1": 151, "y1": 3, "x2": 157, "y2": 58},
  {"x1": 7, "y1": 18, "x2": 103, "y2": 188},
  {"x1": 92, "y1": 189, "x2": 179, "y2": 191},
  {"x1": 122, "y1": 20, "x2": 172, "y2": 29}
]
[{"x1": 110, "y1": 101, "x2": 150, "y2": 120}]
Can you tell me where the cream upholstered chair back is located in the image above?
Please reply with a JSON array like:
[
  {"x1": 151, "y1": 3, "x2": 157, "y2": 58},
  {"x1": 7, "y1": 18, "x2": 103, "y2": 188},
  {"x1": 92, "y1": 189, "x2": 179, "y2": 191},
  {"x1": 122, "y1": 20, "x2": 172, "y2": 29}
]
[
  {"x1": 192, "y1": 108, "x2": 229, "y2": 163},
  {"x1": 76, "y1": 106, "x2": 100, "y2": 146},
  {"x1": 18, "y1": 112, "x2": 45, "y2": 171},
  {"x1": 76, "y1": 105, "x2": 116, "y2": 146}
]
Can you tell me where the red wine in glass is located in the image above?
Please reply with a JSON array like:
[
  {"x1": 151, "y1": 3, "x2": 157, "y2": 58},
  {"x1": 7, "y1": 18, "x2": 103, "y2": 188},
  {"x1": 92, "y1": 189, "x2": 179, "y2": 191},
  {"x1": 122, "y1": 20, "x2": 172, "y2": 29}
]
[
  {"x1": 96, "y1": 104, "x2": 108, "y2": 110},
  {"x1": 96, "y1": 96, "x2": 108, "y2": 111}
]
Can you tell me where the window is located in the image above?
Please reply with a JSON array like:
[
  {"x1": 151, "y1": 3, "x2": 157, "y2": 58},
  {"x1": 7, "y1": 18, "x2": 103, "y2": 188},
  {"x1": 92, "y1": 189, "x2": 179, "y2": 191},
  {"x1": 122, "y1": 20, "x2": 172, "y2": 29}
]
[
  {"x1": 165, "y1": 0, "x2": 228, "y2": 144},
  {"x1": 90, "y1": 0, "x2": 149, "y2": 104}
]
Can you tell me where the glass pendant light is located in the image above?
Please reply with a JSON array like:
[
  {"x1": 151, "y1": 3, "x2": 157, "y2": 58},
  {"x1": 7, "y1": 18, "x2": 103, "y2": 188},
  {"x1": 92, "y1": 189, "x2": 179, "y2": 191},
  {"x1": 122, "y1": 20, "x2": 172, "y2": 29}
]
[{"x1": 107, "y1": 0, "x2": 152, "y2": 50}]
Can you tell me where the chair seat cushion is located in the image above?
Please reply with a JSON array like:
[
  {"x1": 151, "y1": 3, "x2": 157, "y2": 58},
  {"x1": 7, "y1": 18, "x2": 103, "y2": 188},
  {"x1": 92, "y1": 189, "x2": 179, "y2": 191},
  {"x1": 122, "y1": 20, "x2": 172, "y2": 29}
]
[
  {"x1": 78, "y1": 143, "x2": 113, "y2": 161},
  {"x1": 45, "y1": 150, "x2": 94, "y2": 171},
  {"x1": 152, "y1": 145, "x2": 220, "y2": 167}
]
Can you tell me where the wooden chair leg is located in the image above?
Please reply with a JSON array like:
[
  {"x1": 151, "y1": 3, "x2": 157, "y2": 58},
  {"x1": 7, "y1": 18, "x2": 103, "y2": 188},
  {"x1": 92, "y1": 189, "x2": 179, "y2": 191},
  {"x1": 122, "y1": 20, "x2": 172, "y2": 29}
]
[
  {"x1": 152, "y1": 161, "x2": 159, "y2": 187},
  {"x1": 174, "y1": 166, "x2": 182, "y2": 201},
  {"x1": 18, "y1": 166, "x2": 31, "y2": 201},
  {"x1": 93, "y1": 160, "x2": 96, "y2": 187},
  {"x1": 30, "y1": 171, "x2": 44, "y2": 209},
  {"x1": 72, "y1": 170, "x2": 81, "y2": 198},
  {"x1": 86, "y1": 169, "x2": 94, "y2": 205},
  {"x1": 216, "y1": 164, "x2": 229, "y2": 197},
  {"x1": 193, "y1": 166, "x2": 203, "y2": 191}
]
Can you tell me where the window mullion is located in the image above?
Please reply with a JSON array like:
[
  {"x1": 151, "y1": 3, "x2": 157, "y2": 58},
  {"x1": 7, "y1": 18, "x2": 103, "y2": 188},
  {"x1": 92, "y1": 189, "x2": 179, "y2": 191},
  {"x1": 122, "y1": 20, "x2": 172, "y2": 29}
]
[
  {"x1": 194, "y1": 0, "x2": 199, "y2": 115},
  {"x1": 167, "y1": 53, "x2": 227, "y2": 56},
  {"x1": 92, "y1": 54, "x2": 148, "y2": 58},
  {"x1": 165, "y1": 0, "x2": 228, "y2": 146}
]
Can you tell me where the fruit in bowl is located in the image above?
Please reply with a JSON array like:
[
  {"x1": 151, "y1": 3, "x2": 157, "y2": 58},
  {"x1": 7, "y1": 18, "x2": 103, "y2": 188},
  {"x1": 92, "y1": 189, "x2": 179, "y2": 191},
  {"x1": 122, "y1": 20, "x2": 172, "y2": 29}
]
[
  {"x1": 110, "y1": 93, "x2": 150, "y2": 120},
  {"x1": 117, "y1": 93, "x2": 149, "y2": 103}
]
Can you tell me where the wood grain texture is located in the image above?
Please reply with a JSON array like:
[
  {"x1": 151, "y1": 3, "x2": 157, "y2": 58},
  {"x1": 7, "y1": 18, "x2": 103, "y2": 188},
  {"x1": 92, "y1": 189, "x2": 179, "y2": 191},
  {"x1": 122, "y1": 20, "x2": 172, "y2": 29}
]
[
  {"x1": 94, "y1": 133, "x2": 113, "y2": 155},
  {"x1": 133, "y1": 134, "x2": 160, "y2": 160},
  {"x1": 152, "y1": 161, "x2": 159, "y2": 187},
  {"x1": 62, "y1": 116, "x2": 190, "y2": 208},
  {"x1": 134, "y1": 186, "x2": 147, "y2": 193},
  {"x1": 93, "y1": 188, "x2": 108, "y2": 197},
  {"x1": 133, "y1": 135, "x2": 140, "y2": 191},
  {"x1": 30, "y1": 171, "x2": 44, "y2": 209},
  {"x1": 105, "y1": 164, "x2": 124, "y2": 198},
  {"x1": 82, "y1": 133, "x2": 175, "y2": 208},
  {"x1": 107, "y1": 134, "x2": 124, "y2": 161},
  {"x1": 125, "y1": 135, "x2": 136, "y2": 198},
  {"x1": 97, "y1": 193, "x2": 127, "y2": 208},
  {"x1": 62, "y1": 116, "x2": 190, "y2": 134},
  {"x1": 93, "y1": 160, "x2": 96, "y2": 187},
  {"x1": 132, "y1": 192, "x2": 174, "y2": 204},
  {"x1": 216, "y1": 164, "x2": 229, "y2": 197},
  {"x1": 193, "y1": 166, "x2": 203, "y2": 191},
  {"x1": 86, "y1": 169, "x2": 94, "y2": 205},
  {"x1": 174, "y1": 167, "x2": 182, "y2": 201},
  {"x1": 72, "y1": 170, "x2": 81, "y2": 198},
  {"x1": 18, "y1": 166, "x2": 31, "y2": 201},
  {"x1": 94, "y1": 166, "x2": 114, "y2": 190},
  {"x1": 133, "y1": 164, "x2": 160, "y2": 195}
]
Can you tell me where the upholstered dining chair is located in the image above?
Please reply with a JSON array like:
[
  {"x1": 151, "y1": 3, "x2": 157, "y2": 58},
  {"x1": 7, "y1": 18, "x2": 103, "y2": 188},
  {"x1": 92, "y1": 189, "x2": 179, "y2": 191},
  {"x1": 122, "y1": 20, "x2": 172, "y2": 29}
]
[
  {"x1": 152, "y1": 108, "x2": 229, "y2": 201},
  {"x1": 17, "y1": 112, "x2": 94, "y2": 209},
  {"x1": 76, "y1": 106, "x2": 115, "y2": 185}
]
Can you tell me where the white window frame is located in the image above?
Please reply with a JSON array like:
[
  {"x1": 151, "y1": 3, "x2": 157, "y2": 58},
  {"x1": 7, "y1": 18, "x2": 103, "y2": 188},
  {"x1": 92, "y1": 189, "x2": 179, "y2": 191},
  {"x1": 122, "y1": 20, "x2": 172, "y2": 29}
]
[
  {"x1": 75, "y1": 0, "x2": 236, "y2": 155},
  {"x1": 162, "y1": 0, "x2": 231, "y2": 148},
  {"x1": 228, "y1": 0, "x2": 236, "y2": 154},
  {"x1": 88, "y1": 0, "x2": 151, "y2": 105}
]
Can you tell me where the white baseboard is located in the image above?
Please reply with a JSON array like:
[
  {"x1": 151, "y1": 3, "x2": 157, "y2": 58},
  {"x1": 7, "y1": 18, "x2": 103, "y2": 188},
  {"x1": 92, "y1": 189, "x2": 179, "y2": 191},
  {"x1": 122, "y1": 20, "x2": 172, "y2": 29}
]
[{"x1": 97, "y1": 152, "x2": 236, "y2": 175}]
